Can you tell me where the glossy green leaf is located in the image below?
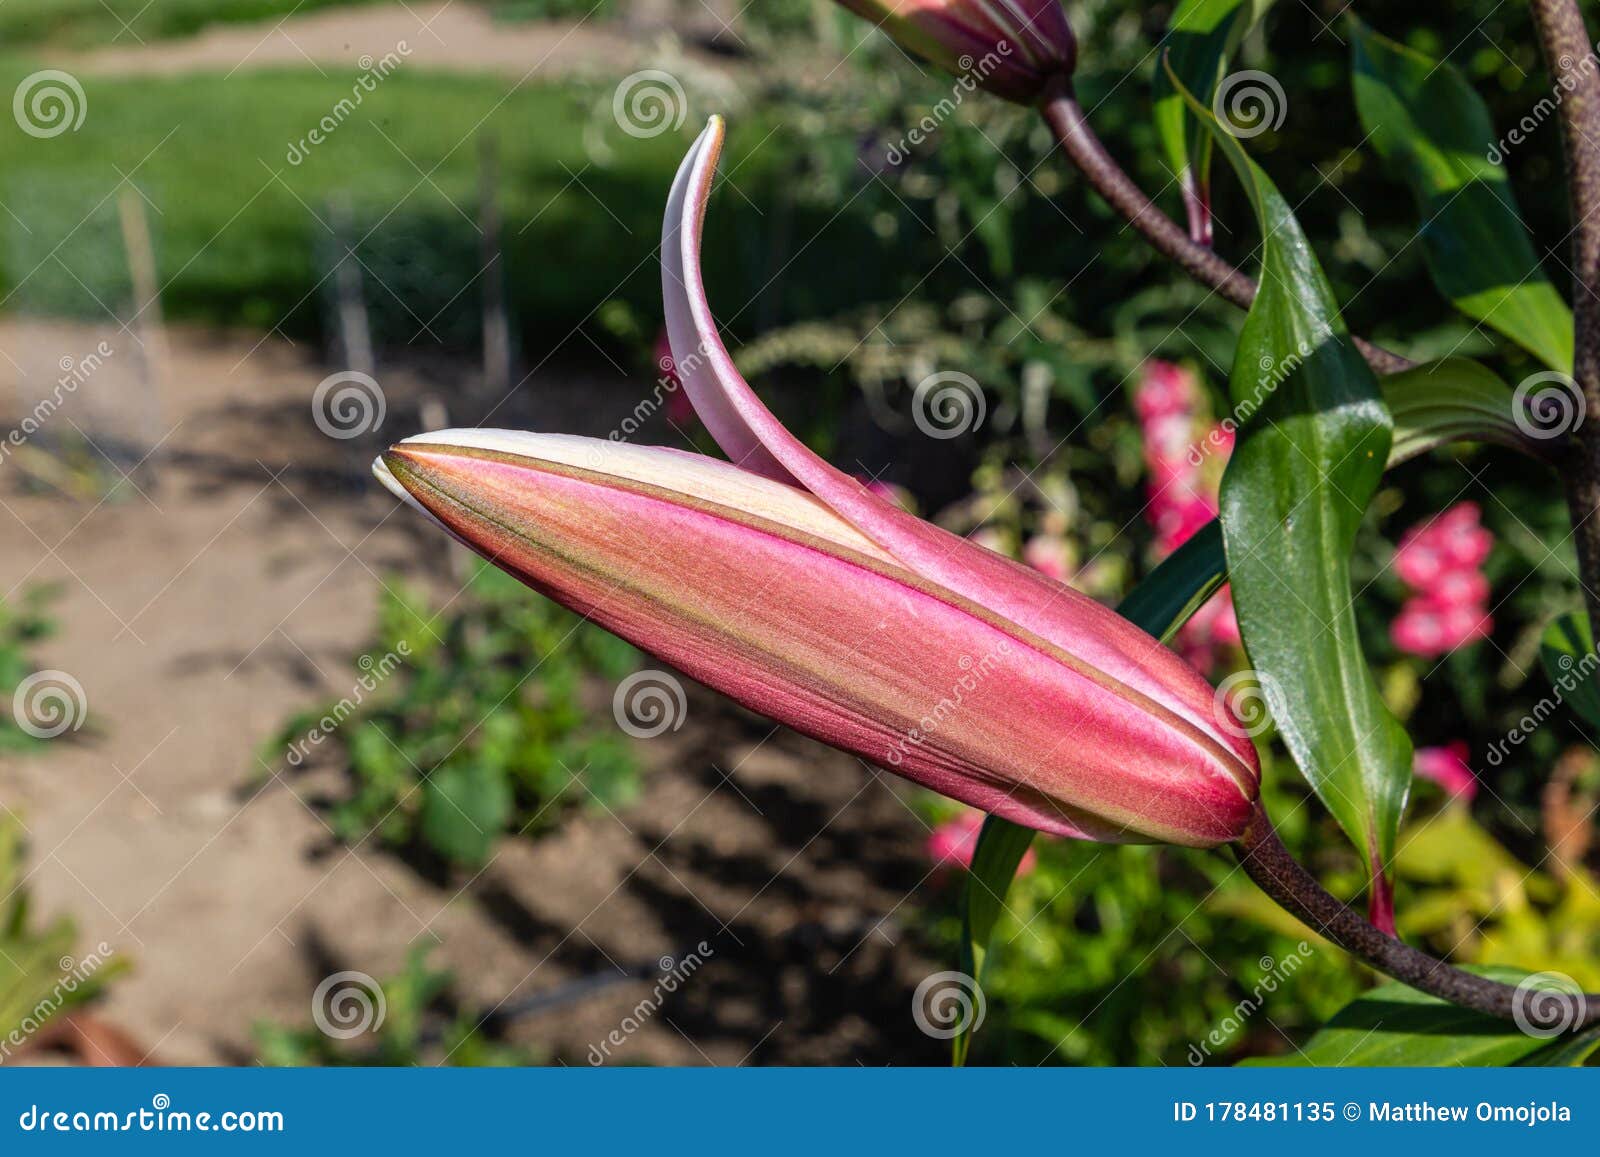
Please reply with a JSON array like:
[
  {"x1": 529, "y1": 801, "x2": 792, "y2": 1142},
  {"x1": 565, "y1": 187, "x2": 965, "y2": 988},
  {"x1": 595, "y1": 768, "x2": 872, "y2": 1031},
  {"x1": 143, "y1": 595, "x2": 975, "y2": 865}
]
[
  {"x1": 1181, "y1": 72, "x2": 1413, "y2": 915},
  {"x1": 1247, "y1": 968, "x2": 1600, "y2": 1066},
  {"x1": 953, "y1": 816, "x2": 1036, "y2": 1066},
  {"x1": 1153, "y1": 0, "x2": 1279, "y2": 240},
  {"x1": 1382, "y1": 357, "x2": 1551, "y2": 465},
  {"x1": 1539, "y1": 613, "x2": 1600, "y2": 732},
  {"x1": 1350, "y1": 21, "x2": 1573, "y2": 371},
  {"x1": 1114, "y1": 520, "x2": 1227, "y2": 645},
  {"x1": 952, "y1": 523, "x2": 1231, "y2": 1064}
]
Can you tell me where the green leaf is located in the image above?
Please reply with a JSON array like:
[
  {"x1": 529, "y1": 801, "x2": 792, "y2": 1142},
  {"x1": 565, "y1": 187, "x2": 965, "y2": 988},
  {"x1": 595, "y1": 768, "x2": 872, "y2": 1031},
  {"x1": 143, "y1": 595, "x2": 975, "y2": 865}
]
[
  {"x1": 1180, "y1": 70, "x2": 1414, "y2": 912},
  {"x1": 952, "y1": 523, "x2": 1232, "y2": 1064},
  {"x1": 1116, "y1": 520, "x2": 1227, "y2": 644},
  {"x1": 1382, "y1": 357, "x2": 1550, "y2": 465},
  {"x1": 1350, "y1": 20, "x2": 1573, "y2": 371},
  {"x1": 1153, "y1": 0, "x2": 1279, "y2": 238},
  {"x1": 1247, "y1": 968, "x2": 1599, "y2": 1066},
  {"x1": 1539, "y1": 613, "x2": 1600, "y2": 732},
  {"x1": 421, "y1": 763, "x2": 511, "y2": 867},
  {"x1": 952, "y1": 816, "x2": 1036, "y2": 1066}
]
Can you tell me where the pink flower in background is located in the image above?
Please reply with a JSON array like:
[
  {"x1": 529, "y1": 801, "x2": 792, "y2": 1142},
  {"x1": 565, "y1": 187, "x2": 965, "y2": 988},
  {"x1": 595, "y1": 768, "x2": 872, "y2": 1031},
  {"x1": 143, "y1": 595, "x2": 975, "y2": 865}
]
[
  {"x1": 1134, "y1": 361, "x2": 1197, "y2": 423},
  {"x1": 1134, "y1": 363, "x2": 1236, "y2": 669},
  {"x1": 1414, "y1": 742, "x2": 1478, "y2": 803},
  {"x1": 927, "y1": 810, "x2": 1037, "y2": 875},
  {"x1": 1023, "y1": 533, "x2": 1075, "y2": 583},
  {"x1": 1389, "y1": 503, "x2": 1495, "y2": 659}
]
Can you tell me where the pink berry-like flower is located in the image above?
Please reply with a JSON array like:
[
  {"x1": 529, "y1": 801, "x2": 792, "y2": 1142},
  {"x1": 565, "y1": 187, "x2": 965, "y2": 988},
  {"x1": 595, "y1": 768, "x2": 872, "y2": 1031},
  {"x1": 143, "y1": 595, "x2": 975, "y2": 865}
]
[
  {"x1": 927, "y1": 811, "x2": 1037, "y2": 874},
  {"x1": 1414, "y1": 742, "x2": 1478, "y2": 802}
]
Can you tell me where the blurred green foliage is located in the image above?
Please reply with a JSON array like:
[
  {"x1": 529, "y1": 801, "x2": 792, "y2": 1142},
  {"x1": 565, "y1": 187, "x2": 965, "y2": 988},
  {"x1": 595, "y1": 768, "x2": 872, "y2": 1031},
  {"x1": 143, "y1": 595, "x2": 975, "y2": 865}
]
[
  {"x1": 262, "y1": 559, "x2": 640, "y2": 868},
  {"x1": 0, "y1": 819, "x2": 126, "y2": 1059},
  {"x1": 0, "y1": 585, "x2": 67, "y2": 753},
  {"x1": 255, "y1": 945, "x2": 537, "y2": 1066}
]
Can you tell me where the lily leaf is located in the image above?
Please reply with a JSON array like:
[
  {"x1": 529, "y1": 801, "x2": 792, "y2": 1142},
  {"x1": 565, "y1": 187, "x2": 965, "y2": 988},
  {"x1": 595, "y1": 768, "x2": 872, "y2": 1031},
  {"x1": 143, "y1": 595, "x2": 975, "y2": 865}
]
[
  {"x1": 1350, "y1": 20, "x2": 1573, "y2": 371},
  {"x1": 1179, "y1": 70, "x2": 1413, "y2": 921},
  {"x1": 1539, "y1": 613, "x2": 1600, "y2": 733},
  {"x1": 1246, "y1": 968, "x2": 1600, "y2": 1066},
  {"x1": 1153, "y1": 0, "x2": 1279, "y2": 242},
  {"x1": 1382, "y1": 357, "x2": 1552, "y2": 465},
  {"x1": 953, "y1": 523, "x2": 1231, "y2": 1064}
]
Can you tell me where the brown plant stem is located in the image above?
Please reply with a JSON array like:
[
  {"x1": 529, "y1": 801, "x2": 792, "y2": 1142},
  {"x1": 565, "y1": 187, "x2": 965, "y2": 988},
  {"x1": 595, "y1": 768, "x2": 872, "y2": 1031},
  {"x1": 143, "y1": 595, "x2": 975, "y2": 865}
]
[
  {"x1": 1039, "y1": 80, "x2": 1413, "y2": 376},
  {"x1": 1235, "y1": 803, "x2": 1600, "y2": 1028},
  {"x1": 1529, "y1": 0, "x2": 1600, "y2": 648}
]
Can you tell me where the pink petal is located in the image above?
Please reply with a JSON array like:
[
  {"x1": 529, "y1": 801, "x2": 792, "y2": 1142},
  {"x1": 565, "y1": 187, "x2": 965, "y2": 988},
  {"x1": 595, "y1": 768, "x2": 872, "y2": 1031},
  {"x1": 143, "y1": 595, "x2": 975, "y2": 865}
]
[{"x1": 662, "y1": 119, "x2": 1257, "y2": 782}]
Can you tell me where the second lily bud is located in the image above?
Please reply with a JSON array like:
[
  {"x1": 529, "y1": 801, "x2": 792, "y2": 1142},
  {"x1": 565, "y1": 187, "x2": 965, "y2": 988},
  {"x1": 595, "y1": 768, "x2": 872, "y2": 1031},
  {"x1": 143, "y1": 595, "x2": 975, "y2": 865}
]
[{"x1": 835, "y1": 0, "x2": 1076, "y2": 104}]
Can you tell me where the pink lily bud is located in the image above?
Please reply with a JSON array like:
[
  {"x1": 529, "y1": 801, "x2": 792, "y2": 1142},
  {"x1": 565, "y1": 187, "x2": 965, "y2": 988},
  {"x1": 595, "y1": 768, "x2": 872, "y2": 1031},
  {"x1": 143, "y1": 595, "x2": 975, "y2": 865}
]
[
  {"x1": 835, "y1": 0, "x2": 1076, "y2": 105},
  {"x1": 376, "y1": 118, "x2": 1258, "y2": 849}
]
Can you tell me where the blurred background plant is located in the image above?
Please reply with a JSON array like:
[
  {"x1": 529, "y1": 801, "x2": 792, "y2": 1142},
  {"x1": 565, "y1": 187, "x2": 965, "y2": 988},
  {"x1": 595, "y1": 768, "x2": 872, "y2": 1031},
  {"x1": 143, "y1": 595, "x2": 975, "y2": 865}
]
[{"x1": 261, "y1": 560, "x2": 641, "y2": 869}]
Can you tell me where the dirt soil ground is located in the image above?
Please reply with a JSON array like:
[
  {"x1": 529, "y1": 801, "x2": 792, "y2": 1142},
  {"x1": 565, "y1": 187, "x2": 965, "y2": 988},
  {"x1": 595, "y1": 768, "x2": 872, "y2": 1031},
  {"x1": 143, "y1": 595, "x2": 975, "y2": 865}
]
[
  {"x1": 71, "y1": 2, "x2": 741, "y2": 82},
  {"x1": 0, "y1": 317, "x2": 948, "y2": 1066}
]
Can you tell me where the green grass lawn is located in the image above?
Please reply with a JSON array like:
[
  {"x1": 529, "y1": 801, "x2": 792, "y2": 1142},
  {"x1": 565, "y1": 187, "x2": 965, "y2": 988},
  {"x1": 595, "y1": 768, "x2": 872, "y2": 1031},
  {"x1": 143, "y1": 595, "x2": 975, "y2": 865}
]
[{"x1": 0, "y1": 64, "x2": 807, "y2": 348}]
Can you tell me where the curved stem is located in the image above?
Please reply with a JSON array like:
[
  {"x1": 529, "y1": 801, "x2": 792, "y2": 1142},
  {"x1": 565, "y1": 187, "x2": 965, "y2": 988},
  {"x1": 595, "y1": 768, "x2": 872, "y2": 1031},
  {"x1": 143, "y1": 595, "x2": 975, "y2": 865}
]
[
  {"x1": 1529, "y1": 0, "x2": 1600, "y2": 650},
  {"x1": 1039, "y1": 81, "x2": 1413, "y2": 377},
  {"x1": 1235, "y1": 803, "x2": 1600, "y2": 1028}
]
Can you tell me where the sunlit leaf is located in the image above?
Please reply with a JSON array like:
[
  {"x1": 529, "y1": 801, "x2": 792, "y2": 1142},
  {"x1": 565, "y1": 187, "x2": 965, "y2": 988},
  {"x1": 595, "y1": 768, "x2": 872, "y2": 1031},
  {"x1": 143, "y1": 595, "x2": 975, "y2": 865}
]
[{"x1": 1350, "y1": 20, "x2": 1572, "y2": 371}]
